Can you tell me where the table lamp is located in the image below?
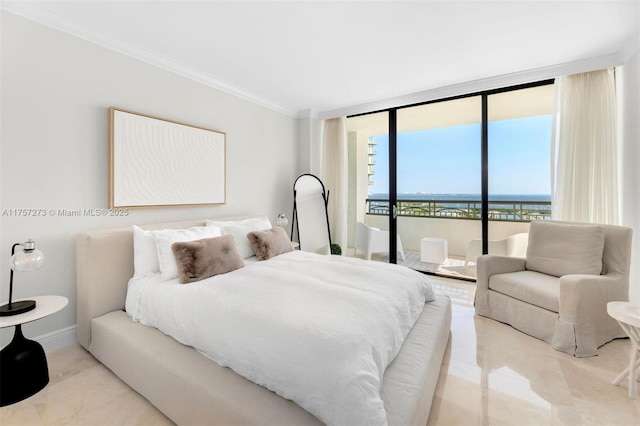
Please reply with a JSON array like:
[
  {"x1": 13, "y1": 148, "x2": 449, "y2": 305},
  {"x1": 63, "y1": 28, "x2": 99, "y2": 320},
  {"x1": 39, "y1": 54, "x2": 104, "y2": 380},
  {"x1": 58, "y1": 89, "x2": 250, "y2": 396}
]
[
  {"x1": 276, "y1": 213, "x2": 288, "y2": 228},
  {"x1": 0, "y1": 239, "x2": 44, "y2": 316}
]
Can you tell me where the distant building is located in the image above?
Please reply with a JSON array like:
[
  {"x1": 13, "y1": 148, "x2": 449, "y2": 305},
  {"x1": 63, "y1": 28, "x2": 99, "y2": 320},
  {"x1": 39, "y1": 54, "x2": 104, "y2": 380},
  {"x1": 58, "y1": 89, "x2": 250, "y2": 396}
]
[{"x1": 367, "y1": 137, "x2": 376, "y2": 186}]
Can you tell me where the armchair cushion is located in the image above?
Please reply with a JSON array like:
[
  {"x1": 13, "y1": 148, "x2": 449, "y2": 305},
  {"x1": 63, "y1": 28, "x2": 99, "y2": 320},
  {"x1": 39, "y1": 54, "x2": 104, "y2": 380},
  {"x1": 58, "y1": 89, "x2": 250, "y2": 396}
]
[
  {"x1": 490, "y1": 270, "x2": 560, "y2": 313},
  {"x1": 525, "y1": 221, "x2": 605, "y2": 277}
]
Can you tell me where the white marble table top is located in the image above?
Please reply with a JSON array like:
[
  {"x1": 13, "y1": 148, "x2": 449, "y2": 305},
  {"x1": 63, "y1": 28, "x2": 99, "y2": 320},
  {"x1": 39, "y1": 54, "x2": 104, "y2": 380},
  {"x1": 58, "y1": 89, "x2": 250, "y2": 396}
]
[
  {"x1": 607, "y1": 301, "x2": 640, "y2": 328},
  {"x1": 0, "y1": 295, "x2": 68, "y2": 328}
]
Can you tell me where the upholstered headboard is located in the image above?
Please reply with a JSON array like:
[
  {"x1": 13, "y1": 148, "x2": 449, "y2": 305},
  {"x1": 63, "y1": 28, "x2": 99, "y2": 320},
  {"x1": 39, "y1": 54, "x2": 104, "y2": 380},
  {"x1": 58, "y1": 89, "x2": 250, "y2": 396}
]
[{"x1": 76, "y1": 216, "x2": 255, "y2": 349}]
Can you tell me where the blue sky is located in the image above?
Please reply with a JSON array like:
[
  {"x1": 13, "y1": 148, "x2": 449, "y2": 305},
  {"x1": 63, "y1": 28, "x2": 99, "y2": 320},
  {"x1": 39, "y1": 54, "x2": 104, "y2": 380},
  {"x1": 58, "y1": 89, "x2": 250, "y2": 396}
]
[{"x1": 370, "y1": 115, "x2": 552, "y2": 195}]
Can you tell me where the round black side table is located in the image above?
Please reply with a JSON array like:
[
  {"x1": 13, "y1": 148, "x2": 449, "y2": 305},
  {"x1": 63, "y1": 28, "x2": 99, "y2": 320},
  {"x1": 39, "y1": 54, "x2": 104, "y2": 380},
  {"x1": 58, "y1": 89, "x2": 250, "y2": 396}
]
[{"x1": 0, "y1": 295, "x2": 68, "y2": 406}]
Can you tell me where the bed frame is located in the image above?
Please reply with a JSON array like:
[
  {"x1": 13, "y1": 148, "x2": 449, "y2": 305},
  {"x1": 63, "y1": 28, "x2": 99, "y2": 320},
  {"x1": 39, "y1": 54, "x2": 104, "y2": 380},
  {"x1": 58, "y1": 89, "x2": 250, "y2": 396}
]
[{"x1": 76, "y1": 217, "x2": 452, "y2": 425}]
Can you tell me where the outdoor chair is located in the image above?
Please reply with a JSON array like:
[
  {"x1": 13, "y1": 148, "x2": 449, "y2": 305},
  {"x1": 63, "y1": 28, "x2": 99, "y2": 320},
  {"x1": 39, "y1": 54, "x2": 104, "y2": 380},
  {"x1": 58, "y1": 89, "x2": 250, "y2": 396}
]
[
  {"x1": 354, "y1": 222, "x2": 405, "y2": 261},
  {"x1": 464, "y1": 233, "x2": 528, "y2": 269}
]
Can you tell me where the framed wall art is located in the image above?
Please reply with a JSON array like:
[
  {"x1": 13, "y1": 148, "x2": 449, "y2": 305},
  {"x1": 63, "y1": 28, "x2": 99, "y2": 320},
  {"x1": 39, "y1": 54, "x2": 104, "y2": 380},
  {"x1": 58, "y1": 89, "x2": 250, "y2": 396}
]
[{"x1": 109, "y1": 107, "x2": 226, "y2": 208}]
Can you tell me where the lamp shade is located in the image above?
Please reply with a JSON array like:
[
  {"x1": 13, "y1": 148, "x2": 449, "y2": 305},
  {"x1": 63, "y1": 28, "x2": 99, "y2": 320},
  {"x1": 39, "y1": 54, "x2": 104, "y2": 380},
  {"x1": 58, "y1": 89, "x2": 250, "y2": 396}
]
[
  {"x1": 276, "y1": 213, "x2": 288, "y2": 227},
  {"x1": 10, "y1": 239, "x2": 44, "y2": 272}
]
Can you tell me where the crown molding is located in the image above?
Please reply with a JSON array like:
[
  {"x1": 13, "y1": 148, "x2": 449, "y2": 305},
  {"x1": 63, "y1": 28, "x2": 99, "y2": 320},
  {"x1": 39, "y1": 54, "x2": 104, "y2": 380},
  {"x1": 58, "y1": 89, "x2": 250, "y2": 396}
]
[
  {"x1": 318, "y1": 53, "x2": 626, "y2": 119},
  {"x1": 3, "y1": 2, "x2": 635, "y2": 121},
  {"x1": 1, "y1": 2, "x2": 298, "y2": 117},
  {"x1": 296, "y1": 109, "x2": 320, "y2": 120}
]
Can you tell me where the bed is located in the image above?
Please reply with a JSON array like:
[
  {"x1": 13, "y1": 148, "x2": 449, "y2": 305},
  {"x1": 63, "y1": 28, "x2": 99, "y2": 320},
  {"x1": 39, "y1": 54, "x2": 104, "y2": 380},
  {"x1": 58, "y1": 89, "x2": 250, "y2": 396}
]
[{"x1": 76, "y1": 216, "x2": 451, "y2": 425}]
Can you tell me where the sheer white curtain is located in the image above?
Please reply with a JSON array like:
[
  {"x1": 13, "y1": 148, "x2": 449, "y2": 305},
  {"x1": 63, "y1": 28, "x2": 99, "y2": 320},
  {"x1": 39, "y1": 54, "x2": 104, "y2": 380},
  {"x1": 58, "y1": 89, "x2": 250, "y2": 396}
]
[
  {"x1": 321, "y1": 117, "x2": 348, "y2": 252},
  {"x1": 551, "y1": 68, "x2": 619, "y2": 224}
]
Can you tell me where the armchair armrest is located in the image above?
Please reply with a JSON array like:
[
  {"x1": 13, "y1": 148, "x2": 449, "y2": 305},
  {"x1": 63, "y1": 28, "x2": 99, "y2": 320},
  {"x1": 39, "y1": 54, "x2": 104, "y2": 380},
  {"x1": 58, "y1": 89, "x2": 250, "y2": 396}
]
[
  {"x1": 476, "y1": 255, "x2": 526, "y2": 291},
  {"x1": 558, "y1": 273, "x2": 627, "y2": 324},
  {"x1": 474, "y1": 255, "x2": 526, "y2": 312},
  {"x1": 557, "y1": 273, "x2": 628, "y2": 356}
]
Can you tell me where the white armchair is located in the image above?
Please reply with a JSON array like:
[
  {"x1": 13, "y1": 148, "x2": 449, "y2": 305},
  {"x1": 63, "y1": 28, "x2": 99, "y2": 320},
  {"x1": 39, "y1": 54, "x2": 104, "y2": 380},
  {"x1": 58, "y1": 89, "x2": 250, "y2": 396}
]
[
  {"x1": 355, "y1": 222, "x2": 405, "y2": 261},
  {"x1": 475, "y1": 220, "x2": 632, "y2": 357}
]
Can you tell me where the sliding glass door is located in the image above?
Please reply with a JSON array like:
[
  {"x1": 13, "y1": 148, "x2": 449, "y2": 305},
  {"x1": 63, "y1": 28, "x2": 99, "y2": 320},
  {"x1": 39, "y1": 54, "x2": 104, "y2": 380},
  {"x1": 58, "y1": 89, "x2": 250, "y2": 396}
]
[
  {"x1": 486, "y1": 85, "x2": 554, "y2": 260},
  {"x1": 345, "y1": 80, "x2": 554, "y2": 281},
  {"x1": 396, "y1": 97, "x2": 482, "y2": 279}
]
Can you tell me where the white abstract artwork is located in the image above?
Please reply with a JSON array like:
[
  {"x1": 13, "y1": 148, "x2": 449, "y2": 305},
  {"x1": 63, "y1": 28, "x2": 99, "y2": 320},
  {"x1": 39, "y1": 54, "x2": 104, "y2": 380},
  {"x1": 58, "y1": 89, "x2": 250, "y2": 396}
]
[{"x1": 110, "y1": 108, "x2": 225, "y2": 208}]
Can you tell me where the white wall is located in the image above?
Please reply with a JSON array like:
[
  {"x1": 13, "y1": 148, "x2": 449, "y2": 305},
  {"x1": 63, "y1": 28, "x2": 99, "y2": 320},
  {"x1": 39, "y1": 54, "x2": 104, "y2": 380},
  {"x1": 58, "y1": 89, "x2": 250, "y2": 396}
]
[
  {"x1": 619, "y1": 50, "x2": 640, "y2": 304},
  {"x1": 0, "y1": 12, "x2": 298, "y2": 347},
  {"x1": 295, "y1": 115, "x2": 322, "y2": 176}
]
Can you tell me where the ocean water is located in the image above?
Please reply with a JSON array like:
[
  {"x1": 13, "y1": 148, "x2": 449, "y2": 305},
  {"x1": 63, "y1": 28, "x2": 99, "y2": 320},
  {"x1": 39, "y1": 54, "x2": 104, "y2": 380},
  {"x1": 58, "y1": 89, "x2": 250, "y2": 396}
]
[{"x1": 369, "y1": 193, "x2": 551, "y2": 202}]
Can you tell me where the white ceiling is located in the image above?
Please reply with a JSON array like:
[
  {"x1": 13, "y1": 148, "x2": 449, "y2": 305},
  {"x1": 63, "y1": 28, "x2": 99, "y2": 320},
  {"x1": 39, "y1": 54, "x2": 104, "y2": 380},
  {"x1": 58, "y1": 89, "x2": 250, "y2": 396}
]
[{"x1": 3, "y1": 1, "x2": 639, "y2": 117}]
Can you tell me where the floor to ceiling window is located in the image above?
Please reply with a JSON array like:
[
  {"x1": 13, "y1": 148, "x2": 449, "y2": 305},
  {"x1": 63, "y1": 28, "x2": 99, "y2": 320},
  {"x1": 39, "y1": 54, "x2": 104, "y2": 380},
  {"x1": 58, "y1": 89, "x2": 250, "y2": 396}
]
[
  {"x1": 395, "y1": 96, "x2": 482, "y2": 279},
  {"x1": 486, "y1": 85, "x2": 554, "y2": 270},
  {"x1": 345, "y1": 80, "x2": 554, "y2": 280}
]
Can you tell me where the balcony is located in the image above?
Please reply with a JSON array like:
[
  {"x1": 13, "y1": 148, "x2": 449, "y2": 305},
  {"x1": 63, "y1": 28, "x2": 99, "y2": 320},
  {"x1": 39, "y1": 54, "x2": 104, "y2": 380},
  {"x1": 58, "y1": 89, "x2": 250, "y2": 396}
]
[{"x1": 347, "y1": 198, "x2": 550, "y2": 280}]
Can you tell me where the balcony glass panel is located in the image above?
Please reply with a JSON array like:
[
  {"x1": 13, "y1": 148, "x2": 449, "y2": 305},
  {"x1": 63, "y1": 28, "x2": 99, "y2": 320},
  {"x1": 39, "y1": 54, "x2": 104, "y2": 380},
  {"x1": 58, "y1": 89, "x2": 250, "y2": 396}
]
[{"x1": 487, "y1": 85, "x2": 554, "y2": 260}]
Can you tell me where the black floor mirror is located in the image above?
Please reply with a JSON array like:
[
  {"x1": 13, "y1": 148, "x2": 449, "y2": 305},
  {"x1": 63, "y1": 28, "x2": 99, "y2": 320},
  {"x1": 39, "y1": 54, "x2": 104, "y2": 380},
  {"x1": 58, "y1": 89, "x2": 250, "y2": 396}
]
[{"x1": 291, "y1": 174, "x2": 332, "y2": 255}]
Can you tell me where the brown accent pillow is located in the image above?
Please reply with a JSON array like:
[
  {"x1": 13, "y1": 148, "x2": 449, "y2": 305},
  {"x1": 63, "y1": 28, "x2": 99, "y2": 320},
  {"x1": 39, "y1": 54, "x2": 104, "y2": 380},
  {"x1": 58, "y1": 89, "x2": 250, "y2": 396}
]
[
  {"x1": 247, "y1": 227, "x2": 294, "y2": 261},
  {"x1": 171, "y1": 235, "x2": 244, "y2": 284}
]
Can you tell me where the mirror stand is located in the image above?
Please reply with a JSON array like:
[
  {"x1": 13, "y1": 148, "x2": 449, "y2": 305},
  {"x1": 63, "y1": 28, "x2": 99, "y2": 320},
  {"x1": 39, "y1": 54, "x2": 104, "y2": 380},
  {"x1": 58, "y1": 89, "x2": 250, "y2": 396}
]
[{"x1": 291, "y1": 174, "x2": 332, "y2": 254}]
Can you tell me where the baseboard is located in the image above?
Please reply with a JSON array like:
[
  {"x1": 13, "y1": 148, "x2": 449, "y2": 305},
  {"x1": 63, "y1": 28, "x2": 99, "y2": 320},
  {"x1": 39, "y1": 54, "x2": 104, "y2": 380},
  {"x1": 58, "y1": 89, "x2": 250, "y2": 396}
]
[{"x1": 36, "y1": 325, "x2": 78, "y2": 352}]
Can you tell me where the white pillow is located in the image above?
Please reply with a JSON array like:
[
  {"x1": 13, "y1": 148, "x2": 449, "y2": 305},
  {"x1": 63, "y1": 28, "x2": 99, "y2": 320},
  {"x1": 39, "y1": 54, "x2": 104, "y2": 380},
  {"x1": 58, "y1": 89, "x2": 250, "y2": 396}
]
[
  {"x1": 132, "y1": 226, "x2": 160, "y2": 277},
  {"x1": 206, "y1": 217, "x2": 272, "y2": 259},
  {"x1": 154, "y1": 226, "x2": 223, "y2": 281}
]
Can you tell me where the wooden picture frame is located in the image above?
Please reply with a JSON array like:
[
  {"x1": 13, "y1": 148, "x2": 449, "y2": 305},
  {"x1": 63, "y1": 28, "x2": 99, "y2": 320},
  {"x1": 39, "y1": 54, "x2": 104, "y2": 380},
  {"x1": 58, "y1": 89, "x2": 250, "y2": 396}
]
[{"x1": 109, "y1": 107, "x2": 226, "y2": 208}]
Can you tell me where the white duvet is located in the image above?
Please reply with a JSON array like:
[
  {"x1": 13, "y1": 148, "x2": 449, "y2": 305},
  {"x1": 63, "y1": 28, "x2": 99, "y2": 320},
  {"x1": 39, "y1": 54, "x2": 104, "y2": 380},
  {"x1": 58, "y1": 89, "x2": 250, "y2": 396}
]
[{"x1": 126, "y1": 250, "x2": 435, "y2": 426}]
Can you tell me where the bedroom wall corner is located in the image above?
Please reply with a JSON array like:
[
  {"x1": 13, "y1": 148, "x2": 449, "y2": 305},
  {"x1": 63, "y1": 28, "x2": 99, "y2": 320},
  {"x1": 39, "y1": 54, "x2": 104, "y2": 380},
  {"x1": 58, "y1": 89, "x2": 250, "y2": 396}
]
[
  {"x1": 296, "y1": 114, "x2": 322, "y2": 178},
  {"x1": 0, "y1": 11, "x2": 298, "y2": 348}
]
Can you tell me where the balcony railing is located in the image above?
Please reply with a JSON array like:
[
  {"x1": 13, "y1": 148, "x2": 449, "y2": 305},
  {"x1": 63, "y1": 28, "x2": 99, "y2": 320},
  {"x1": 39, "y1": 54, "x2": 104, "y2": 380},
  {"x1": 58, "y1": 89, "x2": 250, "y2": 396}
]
[{"x1": 366, "y1": 198, "x2": 552, "y2": 222}]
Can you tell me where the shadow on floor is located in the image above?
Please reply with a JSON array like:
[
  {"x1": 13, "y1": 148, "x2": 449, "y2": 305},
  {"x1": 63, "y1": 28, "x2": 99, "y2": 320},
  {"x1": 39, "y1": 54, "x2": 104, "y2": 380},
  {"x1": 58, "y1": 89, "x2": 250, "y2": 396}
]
[{"x1": 376, "y1": 251, "x2": 477, "y2": 280}]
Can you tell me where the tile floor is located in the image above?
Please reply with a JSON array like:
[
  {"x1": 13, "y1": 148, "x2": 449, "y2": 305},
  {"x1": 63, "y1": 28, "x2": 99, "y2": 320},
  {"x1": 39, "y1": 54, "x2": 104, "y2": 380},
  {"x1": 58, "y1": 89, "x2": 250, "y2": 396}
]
[
  {"x1": 1, "y1": 278, "x2": 639, "y2": 425},
  {"x1": 429, "y1": 279, "x2": 640, "y2": 425}
]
